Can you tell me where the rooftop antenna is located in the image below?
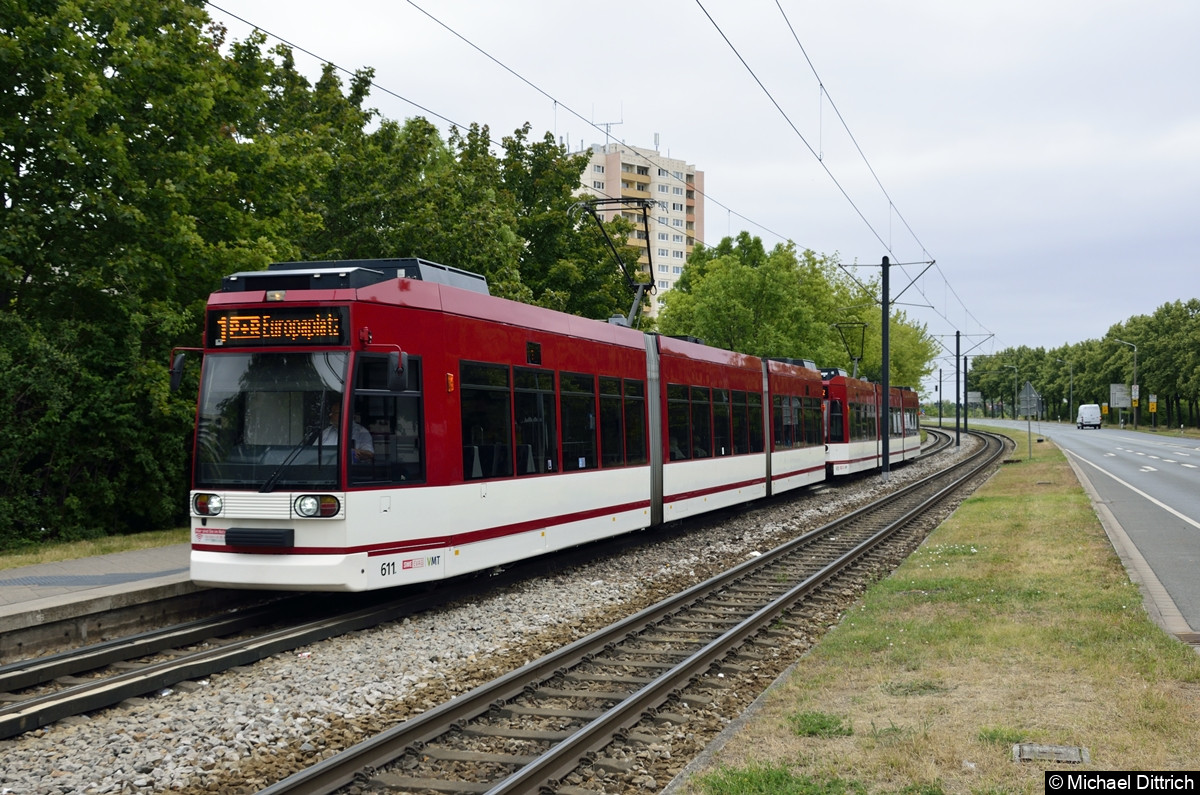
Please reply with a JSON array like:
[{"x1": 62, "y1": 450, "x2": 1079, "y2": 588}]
[
  {"x1": 594, "y1": 104, "x2": 623, "y2": 146},
  {"x1": 596, "y1": 120, "x2": 622, "y2": 146}
]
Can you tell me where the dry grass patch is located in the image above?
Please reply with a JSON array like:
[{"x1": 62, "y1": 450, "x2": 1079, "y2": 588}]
[
  {"x1": 686, "y1": 432, "x2": 1200, "y2": 794},
  {"x1": 0, "y1": 527, "x2": 189, "y2": 570}
]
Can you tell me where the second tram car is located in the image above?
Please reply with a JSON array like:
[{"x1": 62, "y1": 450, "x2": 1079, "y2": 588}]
[
  {"x1": 821, "y1": 368, "x2": 921, "y2": 476},
  {"x1": 182, "y1": 259, "x2": 918, "y2": 592}
]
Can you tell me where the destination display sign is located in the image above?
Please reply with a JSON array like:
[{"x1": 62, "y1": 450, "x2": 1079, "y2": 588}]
[{"x1": 207, "y1": 307, "x2": 348, "y2": 347}]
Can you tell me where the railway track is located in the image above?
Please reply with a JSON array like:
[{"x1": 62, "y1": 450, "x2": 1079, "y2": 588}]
[
  {"x1": 0, "y1": 549, "x2": 619, "y2": 742},
  {"x1": 0, "y1": 426, "x2": 966, "y2": 752},
  {"x1": 919, "y1": 426, "x2": 954, "y2": 458},
  {"x1": 259, "y1": 429, "x2": 1006, "y2": 795},
  {"x1": 0, "y1": 591, "x2": 446, "y2": 740}
]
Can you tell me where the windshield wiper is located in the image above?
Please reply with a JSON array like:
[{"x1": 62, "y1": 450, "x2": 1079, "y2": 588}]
[{"x1": 259, "y1": 427, "x2": 322, "y2": 493}]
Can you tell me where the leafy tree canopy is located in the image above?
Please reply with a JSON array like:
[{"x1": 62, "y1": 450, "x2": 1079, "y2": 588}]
[
  {"x1": 968, "y1": 298, "x2": 1200, "y2": 426},
  {"x1": 659, "y1": 236, "x2": 937, "y2": 388},
  {"x1": 0, "y1": 0, "x2": 645, "y2": 545}
]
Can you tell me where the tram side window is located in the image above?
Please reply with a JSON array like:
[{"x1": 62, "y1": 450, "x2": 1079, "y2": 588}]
[
  {"x1": 773, "y1": 394, "x2": 800, "y2": 450},
  {"x1": 350, "y1": 355, "x2": 425, "y2": 485},
  {"x1": 805, "y1": 396, "x2": 823, "y2": 446},
  {"x1": 712, "y1": 389, "x2": 732, "y2": 456},
  {"x1": 890, "y1": 406, "x2": 903, "y2": 438},
  {"x1": 731, "y1": 391, "x2": 749, "y2": 454},
  {"x1": 772, "y1": 395, "x2": 785, "y2": 449},
  {"x1": 861, "y1": 400, "x2": 878, "y2": 441},
  {"x1": 850, "y1": 399, "x2": 866, "y2": 442},
  {"x1": 667, "y1": 384, "x2": 690, "y2": 460},
  {"x1": 828, "y1": 400, "x2": 845, "y2": 443},
  {"x1": 561, "y1": 372, "x2": 597, "y2": 471},
  {"x1": 623, "y1": 379, "x2": 647, "y2": 465},
  {"x1": 514, "y1": 368, "x2": 556, "y2": 475},
  {"x1": 690, "y1": 386, "x2": 712, "y2": 458},
  {"x1": 795, "y1": 395, "x2": 811, "y2": 447},
  {"x1": 747, "y1": 391, "x2": 765, "y2": 453},
  {"x1": 599, "y1": 377, "x2": 624, "y2": 468},
  {"x1": 460, "y1": 362, "x2": 513, "y2": 480}
]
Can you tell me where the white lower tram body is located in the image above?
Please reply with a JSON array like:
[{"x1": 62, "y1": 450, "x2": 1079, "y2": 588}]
[
  {"x1": 190, "y1": 446, "x2": 831, "y2": 591},
  {"x1": 826, "y1": 434, "x2": 921, "y2": 476},
  {"x1": 191, "y1": 428, "x2": 902, "y2": 591},
  {"x1": 771, "y1": 447, "x2": 830, "y2": 492},
  {"x1": 191, "y1": 467, "x2": 656, "y2": 592}
]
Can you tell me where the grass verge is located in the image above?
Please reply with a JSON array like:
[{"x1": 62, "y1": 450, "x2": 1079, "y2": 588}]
[
  {"x1": 0, "y1": 528, "x2": 189, "y2": 571},
  {"x1": 684, "y1": 425, "x2": 1200, "y2": 794}
]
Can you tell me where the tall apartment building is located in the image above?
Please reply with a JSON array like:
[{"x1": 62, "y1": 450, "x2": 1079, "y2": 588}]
[{"x1": 580, "y1": 142, "x2": 705, "y2": 314}]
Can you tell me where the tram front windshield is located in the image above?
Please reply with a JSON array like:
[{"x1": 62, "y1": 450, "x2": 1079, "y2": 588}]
[{"x1": 194, "y1": 352, "x2": 348, "y2": 490}]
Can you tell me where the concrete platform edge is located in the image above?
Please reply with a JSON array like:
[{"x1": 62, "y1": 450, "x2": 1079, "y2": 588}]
[{"x1": 0, "y1": 574, "x2": 200, "y2": 634}]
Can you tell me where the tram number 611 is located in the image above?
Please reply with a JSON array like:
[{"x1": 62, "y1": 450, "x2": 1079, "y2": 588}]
[{"x1": 380, "y1": 561, "x2": 397, "y2": 577}]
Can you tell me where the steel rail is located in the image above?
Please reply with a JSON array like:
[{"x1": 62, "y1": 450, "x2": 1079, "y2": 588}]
[
  {"x1": 0, "y1": 588, "x2": 454, "y2": 740},
  {"x1": 260, "y1": 430, "x2": 1005, "y2": 795},
  {"x1": 0, "y1": 596, "x2": 301, "y2": 692},
  {"x1": 486, "y1": 431, "x2": 1005, "y2": 793},
  {"x1": 918, "y1": 427, "x2": 954, "y2": 458}
]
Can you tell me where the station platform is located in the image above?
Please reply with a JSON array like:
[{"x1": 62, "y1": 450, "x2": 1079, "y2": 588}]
[{"x1": 0, "y1": 543, "x2": 200, "y2": 641}]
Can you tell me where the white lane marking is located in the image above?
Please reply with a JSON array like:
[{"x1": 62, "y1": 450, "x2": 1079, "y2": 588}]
[{"x1": 1066, "y1": 450, "x2": 1200, "y2": 531}]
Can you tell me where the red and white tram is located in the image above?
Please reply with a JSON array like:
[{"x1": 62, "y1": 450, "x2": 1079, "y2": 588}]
[
  {"x1": 821, "y1": 368, "x2": 921, "y2": 476},
  {"x1": 182, "y1": 259, "x2": 914, "y2": 592}
]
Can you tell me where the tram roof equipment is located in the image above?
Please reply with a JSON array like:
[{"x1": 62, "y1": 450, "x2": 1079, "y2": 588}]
[{"x1": 220, "y1": 257, "x2": 490, "y2": 295}]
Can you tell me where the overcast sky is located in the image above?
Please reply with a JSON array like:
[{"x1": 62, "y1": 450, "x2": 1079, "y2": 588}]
[{"x1": 207, "y1": 0, "x2": 1199, "y2": 383}]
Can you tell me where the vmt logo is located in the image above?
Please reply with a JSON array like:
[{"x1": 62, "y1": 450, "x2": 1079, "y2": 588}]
[{"x1": 401, "y1": 555, "x2": 442, "y2": 570}]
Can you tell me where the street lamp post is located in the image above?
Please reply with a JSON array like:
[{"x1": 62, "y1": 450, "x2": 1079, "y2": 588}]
[
  {"x1": 1056, "y1": 358, "x2": 1074, "y2": 424},
  {"x1": 1113, "y1": 338, "x2": 1138, "y2": 429}
]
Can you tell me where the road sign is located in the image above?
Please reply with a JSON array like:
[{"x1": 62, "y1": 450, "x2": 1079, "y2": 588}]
[
  {"x1": 1110, "y1": 383, "x2": 1131, "y2": 409},
  {"x1": 1018, "y1": 381, "x2": 1041, "y2": 416}
]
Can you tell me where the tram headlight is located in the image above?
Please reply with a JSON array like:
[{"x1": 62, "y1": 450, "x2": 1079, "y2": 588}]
[
  {"x1": 295, "y1": 494, "x2": 340, "y2": 518},
  {"x1": 193, "y1": 493, "x2": 223, "y2": 516}
]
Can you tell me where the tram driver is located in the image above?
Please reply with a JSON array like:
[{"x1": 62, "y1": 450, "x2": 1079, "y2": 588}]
[{"x1": 318, "y1": 398, "x2": 374, "y2": 462}]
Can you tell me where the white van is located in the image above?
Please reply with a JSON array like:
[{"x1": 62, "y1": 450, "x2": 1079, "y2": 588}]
[{"x1": 1076, "y1": 403, "x2": 1102, "y2": 429}]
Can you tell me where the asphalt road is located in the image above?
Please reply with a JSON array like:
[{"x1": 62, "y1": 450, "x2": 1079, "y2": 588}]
[{"x1": 933, "y1": 416, "x2": 1200, "y2": 640}]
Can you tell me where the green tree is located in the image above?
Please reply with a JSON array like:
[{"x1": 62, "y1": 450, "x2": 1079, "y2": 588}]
[
  {"x1": 660, "y1": 236, "x2": 935, "y2": 387},
  {"x1": 660, "y1": 242, "x2": 823, "y2": 358},
  {"x1": 501, "y1": 125, "x2": 636, "y2": 318},
  {"x1": 0, "y1": 0, "x2": 664, "y2": 546},
  {"x1": 0, "y1": 0, "x2": 324, "y2": 544}
]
